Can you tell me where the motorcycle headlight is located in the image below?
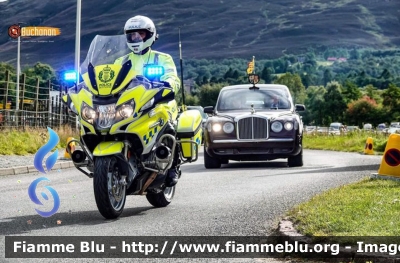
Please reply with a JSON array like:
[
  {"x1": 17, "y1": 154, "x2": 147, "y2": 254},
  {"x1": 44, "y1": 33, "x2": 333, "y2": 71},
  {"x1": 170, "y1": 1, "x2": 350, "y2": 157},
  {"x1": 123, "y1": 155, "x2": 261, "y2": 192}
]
[
  {"x1": 118, "y1": 105, "x2": 133, "y2": 118},
  {"x1": 81, "y1": 103, "x2": 96, "y2": 123},
  {"x1": 271, "y1": 121, "x2": 283, "y2": 133},
  {"x1": 97, "y1": 103, "x2": 116, "y2": 129},
  {"x1": 223, "y1": 122, "x2": 234, "y2": 133},
  {"x1": 284, "y1": 122, "x2": 294, "y2": 131},
  {"x1": 117, "y1": 100, "x2": 135, "y2": 119}
]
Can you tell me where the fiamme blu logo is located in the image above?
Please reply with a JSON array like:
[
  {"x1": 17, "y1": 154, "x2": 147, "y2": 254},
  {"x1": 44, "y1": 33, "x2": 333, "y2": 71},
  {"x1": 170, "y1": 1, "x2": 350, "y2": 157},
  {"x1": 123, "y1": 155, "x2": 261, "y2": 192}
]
[{"x1": 28, "y1": 127, "x2": 60, "y2": 217}]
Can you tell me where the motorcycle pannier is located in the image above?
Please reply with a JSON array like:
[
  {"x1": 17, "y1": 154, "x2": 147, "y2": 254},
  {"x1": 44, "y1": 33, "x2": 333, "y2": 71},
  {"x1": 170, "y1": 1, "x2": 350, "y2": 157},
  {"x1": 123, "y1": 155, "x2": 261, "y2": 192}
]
[{"x1": 176, "y1": 110, "x2": 202, "y2": 159}]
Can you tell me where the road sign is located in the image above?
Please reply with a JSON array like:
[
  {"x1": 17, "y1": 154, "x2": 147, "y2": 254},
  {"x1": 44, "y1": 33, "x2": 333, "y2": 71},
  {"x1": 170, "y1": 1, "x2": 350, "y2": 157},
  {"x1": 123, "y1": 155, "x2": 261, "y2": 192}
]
[{"x1": 384, "y1": 148, "x2": 400, "y2": 167}]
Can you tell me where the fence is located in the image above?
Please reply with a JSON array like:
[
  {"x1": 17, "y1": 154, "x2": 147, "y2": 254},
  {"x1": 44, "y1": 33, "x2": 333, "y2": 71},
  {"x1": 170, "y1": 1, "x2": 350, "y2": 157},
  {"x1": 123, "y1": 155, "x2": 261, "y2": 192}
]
[{"x1": 0, "y1": 70, "x2": 76, "y2": 129}]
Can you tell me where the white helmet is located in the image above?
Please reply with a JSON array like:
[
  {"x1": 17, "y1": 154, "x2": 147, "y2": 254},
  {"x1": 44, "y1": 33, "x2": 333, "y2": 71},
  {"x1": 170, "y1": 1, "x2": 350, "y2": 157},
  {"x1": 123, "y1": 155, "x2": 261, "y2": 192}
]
[{"x1": 124, "y1": 15, "x2": 157, "y2": 54}]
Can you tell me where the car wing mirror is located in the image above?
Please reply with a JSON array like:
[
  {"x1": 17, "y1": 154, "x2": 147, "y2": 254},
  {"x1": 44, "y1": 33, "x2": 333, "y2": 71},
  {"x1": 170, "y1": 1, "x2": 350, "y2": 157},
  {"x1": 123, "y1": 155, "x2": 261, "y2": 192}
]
[
  {"x1": 204, "y1": 106, "x2": 214, "y2": 115},
  {"x1": 295, "y1": 104, "x2": 306, "y2": 112}
]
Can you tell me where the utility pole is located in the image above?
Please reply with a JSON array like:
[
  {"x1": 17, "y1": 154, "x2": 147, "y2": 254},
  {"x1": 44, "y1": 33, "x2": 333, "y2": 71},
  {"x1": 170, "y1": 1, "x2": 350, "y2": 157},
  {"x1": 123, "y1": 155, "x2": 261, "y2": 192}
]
[{"x1": 178, "y1": 27, "x2": 185, "y2": 107}]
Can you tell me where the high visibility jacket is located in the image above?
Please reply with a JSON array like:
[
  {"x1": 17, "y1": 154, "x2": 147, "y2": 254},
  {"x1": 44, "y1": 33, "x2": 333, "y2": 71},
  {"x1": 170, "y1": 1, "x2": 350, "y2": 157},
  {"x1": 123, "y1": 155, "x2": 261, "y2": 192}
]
[{"x1": 114, "y1": 49, "x2": 181, "y2": 94}]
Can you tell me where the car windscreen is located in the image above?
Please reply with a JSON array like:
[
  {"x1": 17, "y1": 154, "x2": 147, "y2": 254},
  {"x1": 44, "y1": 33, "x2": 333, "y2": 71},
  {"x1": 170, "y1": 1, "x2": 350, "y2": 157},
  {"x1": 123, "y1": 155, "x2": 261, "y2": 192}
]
[{"x1": 216, "y1": 89, "x2": 291, "y2": 111}]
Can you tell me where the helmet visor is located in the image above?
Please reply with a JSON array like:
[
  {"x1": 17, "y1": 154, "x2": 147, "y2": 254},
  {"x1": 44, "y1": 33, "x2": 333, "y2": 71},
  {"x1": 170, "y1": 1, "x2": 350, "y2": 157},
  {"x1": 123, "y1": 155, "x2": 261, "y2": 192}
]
[{"x1": 126, "y1": 32, "x2": 144, "y2": 44}]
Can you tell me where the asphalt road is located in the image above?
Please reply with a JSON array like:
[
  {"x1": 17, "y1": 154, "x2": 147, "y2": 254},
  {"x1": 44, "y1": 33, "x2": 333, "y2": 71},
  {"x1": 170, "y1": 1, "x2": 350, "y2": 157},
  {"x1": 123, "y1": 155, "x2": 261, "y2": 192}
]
[{"x1": 0, "y1": 149, "x2": 382, "y2": 263}]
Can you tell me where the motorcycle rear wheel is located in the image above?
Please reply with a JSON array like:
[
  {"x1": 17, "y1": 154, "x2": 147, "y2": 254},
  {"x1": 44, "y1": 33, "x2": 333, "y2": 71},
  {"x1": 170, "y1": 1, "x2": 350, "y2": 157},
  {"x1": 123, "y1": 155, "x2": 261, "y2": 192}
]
[
  {"x1": 146, "y1": 186, "x2": 175, "y2": 207},
  {"x1": 93, "y1": 156, "x2": 126, "y2": 219}
]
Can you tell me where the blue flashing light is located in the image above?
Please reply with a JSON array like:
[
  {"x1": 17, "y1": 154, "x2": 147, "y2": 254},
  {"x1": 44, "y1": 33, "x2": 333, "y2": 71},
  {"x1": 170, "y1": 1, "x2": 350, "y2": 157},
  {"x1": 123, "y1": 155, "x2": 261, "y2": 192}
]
[
  {"x1": 144, "y1": 65, "x2": 165, "y2": 80},
  {"x1": 64, "y1": 71, "x2": 77, "y2": 81}
]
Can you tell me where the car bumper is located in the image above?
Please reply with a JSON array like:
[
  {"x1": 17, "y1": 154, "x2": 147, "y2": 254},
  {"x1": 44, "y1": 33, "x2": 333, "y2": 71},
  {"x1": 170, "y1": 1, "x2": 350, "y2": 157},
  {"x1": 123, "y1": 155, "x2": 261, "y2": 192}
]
[{"x1": 205, "y1": 137, "x2": 302, "y2": 161}]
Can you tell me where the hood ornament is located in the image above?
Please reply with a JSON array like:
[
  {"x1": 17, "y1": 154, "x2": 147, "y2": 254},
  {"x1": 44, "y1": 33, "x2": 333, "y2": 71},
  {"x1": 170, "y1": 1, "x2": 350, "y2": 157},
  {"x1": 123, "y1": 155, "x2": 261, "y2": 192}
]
[{"x1": 251, "y1": 104, "x2": 255, "y2": 114}]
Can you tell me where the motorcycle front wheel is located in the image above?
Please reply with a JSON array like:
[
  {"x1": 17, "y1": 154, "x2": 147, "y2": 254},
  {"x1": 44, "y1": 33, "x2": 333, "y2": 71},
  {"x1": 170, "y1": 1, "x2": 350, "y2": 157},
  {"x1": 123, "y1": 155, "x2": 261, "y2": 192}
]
[
  {"x1": 93, "y1": 156, "x2": 126, "y2": 219},
  {"x1": 146, "y1": 186, "x2": 175, "y2": 207}
]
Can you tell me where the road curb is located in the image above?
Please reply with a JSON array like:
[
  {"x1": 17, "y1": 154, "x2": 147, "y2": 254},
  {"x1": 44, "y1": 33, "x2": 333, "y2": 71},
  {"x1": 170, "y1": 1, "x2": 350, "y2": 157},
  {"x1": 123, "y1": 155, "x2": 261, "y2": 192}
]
[
  {"x1": 277, "y1": 217, "x2": 394, "y2": 261},
  {"x1": 0, "y1": 160, "x2": 75, "y2": 176}
]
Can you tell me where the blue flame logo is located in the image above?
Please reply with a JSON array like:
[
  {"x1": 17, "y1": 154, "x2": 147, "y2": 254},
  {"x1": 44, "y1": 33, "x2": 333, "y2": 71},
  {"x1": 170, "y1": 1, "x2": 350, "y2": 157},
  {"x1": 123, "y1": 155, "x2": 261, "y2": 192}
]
[
  {"x1": 34, "y1": 127, "x2": 59, "y2": 173},
  {"x1": 28, "y1": 177, "x2": 60, "y2": 217}
]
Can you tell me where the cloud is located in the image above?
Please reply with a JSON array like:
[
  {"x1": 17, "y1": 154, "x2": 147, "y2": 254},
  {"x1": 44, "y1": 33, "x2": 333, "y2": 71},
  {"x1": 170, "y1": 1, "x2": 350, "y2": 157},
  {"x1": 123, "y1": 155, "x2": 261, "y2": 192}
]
[{"x1": 0, "y1": 0, "x2": 8, "y2": 2}]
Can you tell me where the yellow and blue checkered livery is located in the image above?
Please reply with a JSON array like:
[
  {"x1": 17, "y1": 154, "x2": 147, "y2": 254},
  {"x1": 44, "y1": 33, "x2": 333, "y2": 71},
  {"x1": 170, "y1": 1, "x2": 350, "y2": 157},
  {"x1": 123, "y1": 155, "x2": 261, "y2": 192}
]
[{"x1": 177, "y1": 110, "x2": 203, "y2": 159}]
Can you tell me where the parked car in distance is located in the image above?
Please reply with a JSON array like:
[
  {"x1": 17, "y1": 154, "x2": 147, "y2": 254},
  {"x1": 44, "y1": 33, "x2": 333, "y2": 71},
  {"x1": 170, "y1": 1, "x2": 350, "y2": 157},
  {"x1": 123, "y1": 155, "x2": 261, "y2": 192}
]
[
  {"x1": 363, "y1": 123, "x2": 373, "y2": 131},
  {"x1": 387, "y1": 124, "x2": 400, "y2": 134},
  {"x1": 346, "y1": 126, "x2": 360, "y2": 132},
  {"x1": 390, "y1": 122, "x2": 400, "y2": 128},
  {"x1": 305, "y1": 125, "x2": 317, "y2": 134},
  {"x1": 329, "y1": 122, "x2": 343, "y2": 135},
  {"x1": 377, "y1": 123, "x2": 386, "y2": 131},
  {"x1": 203, "y1": 83, "x2": 305, "y2": 168},
  {"x1": 186, "y1": 105, "x2": 208, "y2": 143}
]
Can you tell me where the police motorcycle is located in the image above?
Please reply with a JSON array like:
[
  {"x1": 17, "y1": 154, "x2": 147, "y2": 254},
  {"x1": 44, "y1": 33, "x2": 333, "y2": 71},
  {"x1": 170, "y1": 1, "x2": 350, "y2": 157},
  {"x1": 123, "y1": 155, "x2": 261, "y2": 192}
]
[{"x1": 63, "y1": 35, "x2": 202, "y2": 219}]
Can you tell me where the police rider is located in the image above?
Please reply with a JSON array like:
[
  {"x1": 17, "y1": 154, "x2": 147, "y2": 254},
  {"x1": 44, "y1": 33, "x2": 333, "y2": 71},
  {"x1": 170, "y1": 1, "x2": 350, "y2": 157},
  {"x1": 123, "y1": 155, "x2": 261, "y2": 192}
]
[{"x1": 117, "y1": 15, "x2": 181, "y2": 187}]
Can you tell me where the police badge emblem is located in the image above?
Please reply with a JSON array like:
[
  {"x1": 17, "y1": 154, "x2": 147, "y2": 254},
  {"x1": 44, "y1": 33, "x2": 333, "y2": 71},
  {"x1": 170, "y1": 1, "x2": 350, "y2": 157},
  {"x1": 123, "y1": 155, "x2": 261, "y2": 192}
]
[{"x1": 98, "y1": 65, "x2": 115, "y2": 83}]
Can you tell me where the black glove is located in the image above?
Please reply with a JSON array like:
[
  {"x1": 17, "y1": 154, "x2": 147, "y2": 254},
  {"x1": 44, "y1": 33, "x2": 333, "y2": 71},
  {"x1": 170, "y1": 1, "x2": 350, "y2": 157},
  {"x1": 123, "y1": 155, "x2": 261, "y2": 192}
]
[{"x1": 161, "y1": 81, "x2": 171, "y2": 88}]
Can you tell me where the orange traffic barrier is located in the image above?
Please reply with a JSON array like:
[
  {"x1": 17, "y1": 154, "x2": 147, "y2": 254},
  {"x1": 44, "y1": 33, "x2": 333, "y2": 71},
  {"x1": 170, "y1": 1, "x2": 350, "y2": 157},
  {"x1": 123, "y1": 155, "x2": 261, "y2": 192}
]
[
  {"x1": 64, "y1": 137, "x2": 75, "y2": 159},
  {"x1": 364, "y1": 137, "x2": 374, "y2": 155},
  {"x1": 375, "y1": 134, "x2": 400, "y2": 178}
]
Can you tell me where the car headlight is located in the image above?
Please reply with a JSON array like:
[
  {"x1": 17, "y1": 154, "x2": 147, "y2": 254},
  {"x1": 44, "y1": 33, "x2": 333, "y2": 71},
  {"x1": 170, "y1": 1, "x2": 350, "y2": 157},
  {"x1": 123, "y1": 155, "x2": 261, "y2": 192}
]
[
  {"x1": 212, "y1": 123, "x2": 222, "y2": 132},
  {"x1": 284, "y1": 122, "x2": 293, "y2": 131},
  {"x1": 81, "y1": 103, "x2": 96, "y2": 123},
  {"x1": 271, "y1": 121, "x2": 283, "y2": 133},
  {"x1": 223, "y1": 122, "x2": 234, "y2": 133}
]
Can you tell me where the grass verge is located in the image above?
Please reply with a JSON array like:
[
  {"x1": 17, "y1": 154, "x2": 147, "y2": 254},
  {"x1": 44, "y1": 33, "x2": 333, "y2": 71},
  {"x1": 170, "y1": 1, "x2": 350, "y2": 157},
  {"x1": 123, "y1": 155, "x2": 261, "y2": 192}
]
[
  {"x1": 0, "y1": 126, "x2": 79, "y2": 155},
  {"x1": 303, "y1": 131, "x2": 389, "y2": 153},
  {"x1": 290, "y1": 131, "x2": 400, "y2": 240},
  {"x1": 287, "y1": 177, "x2": 400, "y2": 238}
]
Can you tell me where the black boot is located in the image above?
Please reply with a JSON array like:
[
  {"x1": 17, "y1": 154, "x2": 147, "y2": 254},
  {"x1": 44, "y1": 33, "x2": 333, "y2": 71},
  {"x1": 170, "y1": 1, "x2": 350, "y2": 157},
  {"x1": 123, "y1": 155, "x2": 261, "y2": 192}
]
[{"x1": 166, "y1": 167, "x2": 179, "y2": 187}]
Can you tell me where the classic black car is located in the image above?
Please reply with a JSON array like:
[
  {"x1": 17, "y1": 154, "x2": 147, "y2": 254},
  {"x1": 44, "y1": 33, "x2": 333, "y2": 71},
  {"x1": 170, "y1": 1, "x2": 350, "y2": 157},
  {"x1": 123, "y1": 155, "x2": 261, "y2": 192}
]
[{"x1": 203, "y1": 84, "x2": 305, "y2": 168}]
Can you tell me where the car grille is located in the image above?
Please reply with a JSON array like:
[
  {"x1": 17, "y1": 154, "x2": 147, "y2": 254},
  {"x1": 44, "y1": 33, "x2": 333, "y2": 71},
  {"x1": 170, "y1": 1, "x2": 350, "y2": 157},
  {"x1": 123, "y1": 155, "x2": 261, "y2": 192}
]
[{"x1": 237, "y1": 117, "x2": 269, "y2": 139}]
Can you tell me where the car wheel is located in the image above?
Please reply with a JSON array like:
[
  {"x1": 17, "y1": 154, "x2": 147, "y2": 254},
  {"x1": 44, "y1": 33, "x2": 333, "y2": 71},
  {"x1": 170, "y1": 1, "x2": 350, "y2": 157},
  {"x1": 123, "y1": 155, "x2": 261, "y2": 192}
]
[
  {"x1": 288, "y1": 149, "x2": 303, "y2": 167},
  {"x1": 204, "y1": 145, "x2": 221, "y2": 169}
]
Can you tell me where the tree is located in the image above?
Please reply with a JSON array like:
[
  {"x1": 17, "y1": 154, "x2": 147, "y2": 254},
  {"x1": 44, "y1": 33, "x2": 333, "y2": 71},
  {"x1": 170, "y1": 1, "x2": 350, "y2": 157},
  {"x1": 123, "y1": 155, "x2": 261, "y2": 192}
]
[
  {"x1": 0, "y1": 63, "x2": 15, "y2": 80},
  {"x1": 342, "y1": 80, "x2": 361, "y2": 103},
  {"x1": 198, "y1": 82, "x2": 227, "y2": 107},
  {"x1": 301, "y1": 73, "x2": 312, "y2": 88},
  {"x1": 381, "y1": 83, "x2": 400, "y2": 120},
  {"x1": 349, "y1": 48, "x2": 360, "y2": 60},
  {"x1": 322, "y1": 81, "x2": 347, "y2": 124},
  {"x1": 304, "y1": 86, "x2": 326, "y2": 125},
  {"x1": 224, "y1": 68, "x2": 234, "y2": 79},
  {"x1": 184, "y1": 94, "x2": 200, "y2": 106},
  {"x1": 274, "y1": 73, "x2": 306, "y2": 104},
  {"x1": 345, "y1": 96, "x2": 379, "y2": 127},
  {"x1": 261, "y1": 67, "x2": 274, "y2": 84},
  {"x1": 379, "y1": 68, "x2": 391, "y2": 79},
  {"x1": 232, "y1": 70, "x2": 239, "y2": 80},
  {"x1": 362, "y1": 84, "x2": 382, "y2": 103},
  {"x1": 323, "y1": 69, "x2": 333, "y2": 86},
  {"x1": 24, "y1": 62, "x2": 56, "y2": 82}
]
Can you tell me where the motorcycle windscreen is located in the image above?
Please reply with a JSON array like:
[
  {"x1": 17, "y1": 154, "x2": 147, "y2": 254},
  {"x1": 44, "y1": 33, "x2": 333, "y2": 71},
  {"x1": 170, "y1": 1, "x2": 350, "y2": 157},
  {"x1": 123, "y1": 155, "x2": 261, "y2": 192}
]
[{"x1": 80, "y1": 34, "x2": 136, "y2": 96}]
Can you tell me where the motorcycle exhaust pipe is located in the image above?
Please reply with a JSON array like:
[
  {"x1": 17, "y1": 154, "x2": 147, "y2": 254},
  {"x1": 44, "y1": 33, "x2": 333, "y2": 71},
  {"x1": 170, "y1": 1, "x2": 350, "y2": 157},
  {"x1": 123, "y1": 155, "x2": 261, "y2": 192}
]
[
  {"x1": 71, "y1": 150, "x2": 86, "y2": 163},
  {"x1": 155, "y1": 145, "x2": 171, "y2": 161}
]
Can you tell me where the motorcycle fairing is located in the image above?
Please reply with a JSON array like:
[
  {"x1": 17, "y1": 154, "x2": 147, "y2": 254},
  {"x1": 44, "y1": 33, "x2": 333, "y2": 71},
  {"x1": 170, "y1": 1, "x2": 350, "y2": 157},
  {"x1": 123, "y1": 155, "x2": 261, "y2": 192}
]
[
  {"x1": 176, "y1": 110, "x2": 203, "y2": 159},
  {"x1": 82, "y1": 62, "x2": 136, "y2": 96},
  {"x1": 93, "y1": 141, "x2": 125, "y2": 156}
]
